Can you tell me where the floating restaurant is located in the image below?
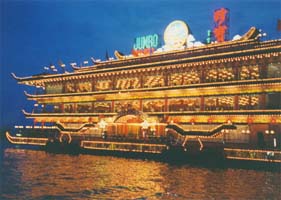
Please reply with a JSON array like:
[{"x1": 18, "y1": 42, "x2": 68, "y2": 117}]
[{"x1": 6, "y1": 12, "x2": 281, "y2": 163}]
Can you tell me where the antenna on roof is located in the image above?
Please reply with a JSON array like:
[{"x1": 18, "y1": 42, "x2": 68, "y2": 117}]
[
  {"x1": 49, "y1": 63, "x2": 58, "y2": 74},
  {"x1": 50, "y1": 64, "x2": 55, "y2": 69},
  {"x1": 58, "y1": 60, "x2": 66, "y2": 67},
  {"x1": 90, "y1": 57, "x2": 101, "y2": 64},
  {"x1": 58, "y1": 60, "x2": 66, "y2": 73},
  {"x1": 105, "y1": 50, "x2": 109, "y2": 61},
  {"x1": 90, "y1": 57, "x2": 95, "y2": 64}
]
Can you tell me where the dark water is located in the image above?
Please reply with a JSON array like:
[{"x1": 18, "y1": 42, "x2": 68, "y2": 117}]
[{"x1": 1, "y1": 148, "x2": 280, "y2": 200}]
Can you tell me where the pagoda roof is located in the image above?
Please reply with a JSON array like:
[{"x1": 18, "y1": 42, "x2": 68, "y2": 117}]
[
  {"x1": 72, "y1": 26, "x2": 260, "y2": 71},
  {"x1": 11, "y1": 27, "x2": 281, "y2": 86}
]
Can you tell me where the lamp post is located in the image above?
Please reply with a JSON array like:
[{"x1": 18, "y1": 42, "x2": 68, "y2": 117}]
[
  {"x1": 265, "y1": 129, "x2": 276, "y2": 148},
  {"x1": 191, "y1": 122, "x2": 194, "y2": 131},
  {"x1": 270, "y1": 130, "x2": 276, "y2": 149},
  {"x1": 222, "y1": 129, "x2": 225, "y2": 144},
  {"x1": 151, "y1": 122, "x2": 156, "y2": 136},
  {"x1": 141, "y1": 120, "x2": 149, "y2": 139},
  {"x1": 33, "y1": 103, "x2": 38, "y2": 113},
  {"x1": 98, "y1": 119, "x2": 107, "y2": 139}
]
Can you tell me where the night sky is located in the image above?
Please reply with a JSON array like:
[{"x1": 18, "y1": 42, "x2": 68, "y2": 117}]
[{"x1": 1, "y1": 0, "x2": 280, "y2": 128}]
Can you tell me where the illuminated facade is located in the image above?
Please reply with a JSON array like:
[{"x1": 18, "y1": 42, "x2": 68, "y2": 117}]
[{"x1": 9, "y1": 21, "x2": 281, "y2": 152}]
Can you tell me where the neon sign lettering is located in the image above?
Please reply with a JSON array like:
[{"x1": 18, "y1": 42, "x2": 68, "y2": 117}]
[
  {"x1": 133, "y1": 34, "x2": 159, "y2": 50},
  {"x1": 213, "y1": 8, "x2": 229, "y2": 42},
  {"x1": 213, "y1": 25, "x2": 228, "y2": 42}
]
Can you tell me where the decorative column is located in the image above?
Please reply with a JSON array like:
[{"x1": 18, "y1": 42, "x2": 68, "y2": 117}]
[
  {"x1": 164, "y1": 98, "x2": 168, "y2": 112},
  {"x1": 200, "y1": 67, "x2": 205, "y2": 83},
  {"x1": 233, "y1": 63, "x2": 239, "y2": 80},
  {"x1": 259, "y1": 62, "x2": 267, "y2": 79},
  {"x1": 73, "y1": 103, "x2": 77, "y2": 113},
  {"x1": 60, "y1": 103, "x2": 64, "y2": 113},
  {"x1": 62, "y1": 81, "x2": 66, "y2": 93},
  {"x1": 200, "y1": 96, "x2": 204, "y2": 111},
  {"x1": 92, "y1": 102, "x2": 95, "y2": 113},
  {"x1": 164, "y1": 68, "x2": 169, "y2": 86},
  {"x1": 181, "y1": 71, "x2": 185, "y2": 85},
  {"x1": 259, "y1": 93, "x2": 266, "y2": 110},
  {"x1": 139, "y1": 99, "x2": 143, "y2": 112},
  {"x1": 74, "y1": 80, "x2": 78, "y2": 93},
  {"x1": 111, "y1": 101, "x2": 115, "y2": 113},
  {"x1": 92, "y1": 77, "x2": 96, "y2": 91},
  {"x1": 112, "y1": 75, "x2": 116, "y2": 90},
  {"x1": 234, "y1": 95, "x2": 239, "y2": 110},
  {"x1": 140, "y1": 73, "x2": 144, "y2": 88}
]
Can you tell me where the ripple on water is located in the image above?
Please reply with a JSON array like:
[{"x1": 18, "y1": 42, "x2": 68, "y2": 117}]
[{"x1": 1, "y1": 148, "x2": 281, "y2": 200}]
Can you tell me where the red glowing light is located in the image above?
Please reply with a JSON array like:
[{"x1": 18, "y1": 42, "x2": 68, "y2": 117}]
[
  {"x1": 214, "y1": 8, "x2": 228, "y2": 26},
  {"x1": 213, "y1": 8, "x2": 229, "y2": 42},
  {"x1": 131, "y1": 48, "x2": 155, "y2": 57},
  {"x1": 213, "y1": 25, "x2": 228, "y2": 42}
]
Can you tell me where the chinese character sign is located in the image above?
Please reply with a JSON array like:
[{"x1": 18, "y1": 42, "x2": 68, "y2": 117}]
[{"x1": 213, "y1": 8, "x2": 229, "y2": 42}]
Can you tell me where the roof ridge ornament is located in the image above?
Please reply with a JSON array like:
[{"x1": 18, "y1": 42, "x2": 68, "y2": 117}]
[
  {"x1": 11, "y1": 73, "x2": 32, "y2": 80},
  {"x1": 237, "y1": 27, "x2": 260, "y2": 41}
]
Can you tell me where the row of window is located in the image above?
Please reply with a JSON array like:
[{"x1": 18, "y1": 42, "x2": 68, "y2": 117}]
[
  {"x1": 43, "y1": 63, "x2": 281, "y2": 94},
  {"x1": 35, "y1": 93, "x2": 281, "y2": 113}
]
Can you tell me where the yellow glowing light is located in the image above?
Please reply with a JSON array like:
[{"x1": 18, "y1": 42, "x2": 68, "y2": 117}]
[
  {"x1": 81, "y1": 140, "x2": 166, "y2": 154},
  {"x1": 141, "y1": 120, "x2": 149, "y2": 129},
  {"x1": 98, "y1": 119, "x2": 108, "y2": 129}
]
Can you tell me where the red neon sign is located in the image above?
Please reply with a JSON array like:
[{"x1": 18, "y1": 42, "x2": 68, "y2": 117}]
[
  {"x1": 213, "y1": 8, "x2": 229, "y2": 42},
  {"x1": 131, "y1": 48, "x2": 155, "y2": 57}
]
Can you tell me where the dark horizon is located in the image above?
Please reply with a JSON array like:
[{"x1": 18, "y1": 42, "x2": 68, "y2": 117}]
[{"x1": 1, "y1": 0, "x2": 280, "y2": 128}]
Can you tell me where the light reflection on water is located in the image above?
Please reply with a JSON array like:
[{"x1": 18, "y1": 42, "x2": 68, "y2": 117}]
[{"x1": 1, "y1": 148, "x2": 280, "y2": 200}]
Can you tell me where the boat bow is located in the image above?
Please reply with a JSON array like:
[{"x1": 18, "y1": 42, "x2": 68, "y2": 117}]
[{"x1": 6, "y1": 131, "x2": 48, "y2": 146}]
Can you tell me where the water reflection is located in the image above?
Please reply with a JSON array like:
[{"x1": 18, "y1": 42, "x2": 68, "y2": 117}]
[{"x1": 1, "y1": 148, "x2": 281, "y2": 199}]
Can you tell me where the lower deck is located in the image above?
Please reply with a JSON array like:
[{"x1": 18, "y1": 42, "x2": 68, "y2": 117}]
[{"x1": 5, "y1": 120, "x2": 281, "y2": 164}]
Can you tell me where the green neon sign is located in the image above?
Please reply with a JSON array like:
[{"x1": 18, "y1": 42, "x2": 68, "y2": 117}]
[{"x1": 133, "y1": 34, "x2": 159, "y2": 50}]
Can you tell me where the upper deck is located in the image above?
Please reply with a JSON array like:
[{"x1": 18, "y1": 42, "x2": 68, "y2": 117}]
[
  {"x1": 12, "y1": 27, "x2": 281, "y2": 87},
  {"x1": 10, "y1": 24, "x2": 281, "y2": 126}
]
